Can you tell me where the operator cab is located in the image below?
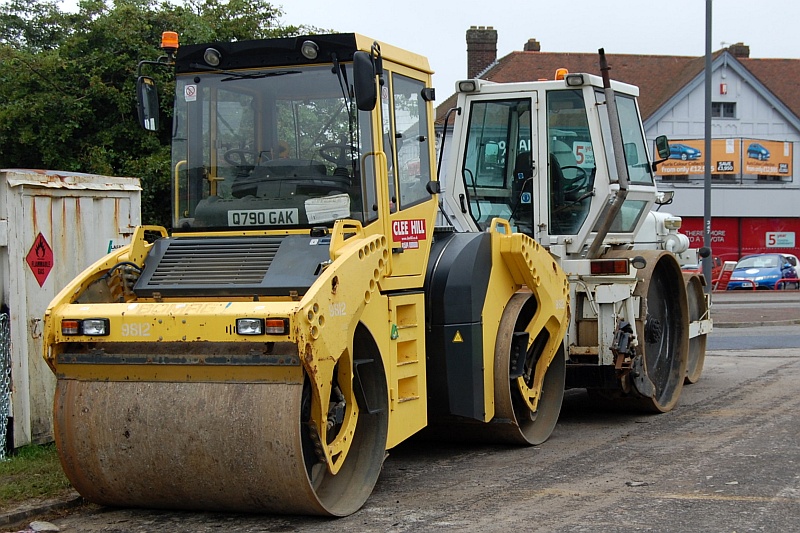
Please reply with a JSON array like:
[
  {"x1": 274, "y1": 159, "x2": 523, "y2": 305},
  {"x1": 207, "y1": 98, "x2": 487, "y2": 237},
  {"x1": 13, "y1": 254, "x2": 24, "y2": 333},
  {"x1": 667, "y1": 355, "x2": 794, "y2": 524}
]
[
  {"x1": 138, "y1": 33, "x2": 437, "y2": 233},
  {"x1": 446, "y1": 74, "x2": 659, "y2": 256}
]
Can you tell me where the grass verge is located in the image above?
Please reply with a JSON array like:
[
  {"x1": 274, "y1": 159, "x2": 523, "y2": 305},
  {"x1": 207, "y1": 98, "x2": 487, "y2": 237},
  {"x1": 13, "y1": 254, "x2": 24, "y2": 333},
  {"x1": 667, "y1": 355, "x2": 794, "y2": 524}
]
[{"x1": 0, "y1": 444, "x2": 73, "y2": 511}]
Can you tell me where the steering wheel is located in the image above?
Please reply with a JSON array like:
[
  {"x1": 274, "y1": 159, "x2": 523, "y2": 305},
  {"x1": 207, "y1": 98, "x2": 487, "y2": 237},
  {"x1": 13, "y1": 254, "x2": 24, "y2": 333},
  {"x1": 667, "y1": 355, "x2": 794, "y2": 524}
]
[
  {"x1": 223, "y1": 149, "x2": 258, "y2": 168},
  {"x1": 560, "y1": 165, "x2": 589, "y2": 194},
  {"x1": 318, "y1": 143, "x2": 357, "y2": 167}
]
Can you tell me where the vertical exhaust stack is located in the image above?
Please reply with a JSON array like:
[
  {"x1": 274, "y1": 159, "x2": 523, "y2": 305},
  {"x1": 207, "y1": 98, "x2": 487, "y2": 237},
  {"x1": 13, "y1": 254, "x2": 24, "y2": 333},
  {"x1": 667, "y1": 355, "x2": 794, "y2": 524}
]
[{"x1": 587, "y1": 48, "x2": 630, "y2": 259}]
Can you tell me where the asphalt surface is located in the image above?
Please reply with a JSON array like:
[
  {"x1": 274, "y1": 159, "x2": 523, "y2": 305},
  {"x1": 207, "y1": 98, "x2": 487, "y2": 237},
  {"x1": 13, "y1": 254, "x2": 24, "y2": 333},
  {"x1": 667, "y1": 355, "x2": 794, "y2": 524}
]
[
  {"x1": 2, "y1": 288, "x2": 798, "y2": 531},
  {"x1": 709, "y1": 288, "x2": 800, "y2": 327}
]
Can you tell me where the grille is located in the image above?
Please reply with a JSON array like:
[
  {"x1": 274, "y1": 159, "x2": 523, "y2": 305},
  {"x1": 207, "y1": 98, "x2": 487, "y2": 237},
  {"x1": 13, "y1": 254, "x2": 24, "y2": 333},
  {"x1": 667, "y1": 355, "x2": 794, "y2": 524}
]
[{"x1": 134, "y1": 236, "x2": 284, "y2": 297}]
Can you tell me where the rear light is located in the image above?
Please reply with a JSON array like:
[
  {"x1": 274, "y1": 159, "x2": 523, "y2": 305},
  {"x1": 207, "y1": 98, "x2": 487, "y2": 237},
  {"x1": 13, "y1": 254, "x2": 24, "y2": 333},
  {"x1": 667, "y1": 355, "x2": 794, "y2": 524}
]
[
  {"x1": 61, "y1": 318, "x2": 110, "y2": 336},
  {"x1": 590, "y1": 259, "x2": 630, "y2": 275},
  {"x1": 265, "y1": 318, "x2": 289, "y2": 335},
  {"x1": 61, "y1": 320, "x2": 80, "y2": 335},
  {"x1": 236, "y1": 318, "x2": 265, "y2": 336}
]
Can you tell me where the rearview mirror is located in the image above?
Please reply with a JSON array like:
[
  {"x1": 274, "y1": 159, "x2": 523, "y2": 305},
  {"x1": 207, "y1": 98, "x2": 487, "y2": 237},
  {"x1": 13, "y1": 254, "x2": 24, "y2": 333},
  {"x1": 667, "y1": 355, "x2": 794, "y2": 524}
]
[
  {"x1": 353, "y1": 51, "x2": 377, "y2": 111},
  {"x1": 136, "y1": 76, "x2": 159, "y2": 131},
  {"x1": 654, "y1": 135, "x2": 670, "y2": 160}
]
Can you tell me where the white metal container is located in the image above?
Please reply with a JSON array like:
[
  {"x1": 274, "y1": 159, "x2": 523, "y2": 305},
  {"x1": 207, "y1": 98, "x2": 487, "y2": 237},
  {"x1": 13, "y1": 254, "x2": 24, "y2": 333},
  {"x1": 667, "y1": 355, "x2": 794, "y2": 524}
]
[{"x1": 0, "y1": 169, "x2": 141, "y2": 447}]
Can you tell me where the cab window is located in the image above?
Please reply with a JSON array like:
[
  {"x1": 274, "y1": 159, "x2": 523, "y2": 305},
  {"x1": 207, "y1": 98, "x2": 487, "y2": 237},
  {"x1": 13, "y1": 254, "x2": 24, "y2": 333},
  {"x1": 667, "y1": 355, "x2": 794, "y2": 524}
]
[
  {"x1": 392, "y1": 74, "x2": 432, "y2": 208},
  {"x1": 547, "y1": 90, "x2": 595, "y2": 235}
]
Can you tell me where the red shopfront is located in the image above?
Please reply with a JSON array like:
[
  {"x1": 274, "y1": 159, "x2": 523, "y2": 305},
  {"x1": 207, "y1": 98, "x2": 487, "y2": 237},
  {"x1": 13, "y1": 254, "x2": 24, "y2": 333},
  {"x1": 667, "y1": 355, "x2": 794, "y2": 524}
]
[{"x1": 680, "y1": 217, "x2": 800, "y2": 262}]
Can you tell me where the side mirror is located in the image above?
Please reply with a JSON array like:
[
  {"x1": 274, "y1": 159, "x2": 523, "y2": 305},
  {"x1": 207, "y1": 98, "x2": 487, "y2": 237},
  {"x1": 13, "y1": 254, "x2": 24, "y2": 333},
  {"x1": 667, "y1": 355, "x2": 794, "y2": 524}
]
[
  {"x1": 654, "y1": 135, "x2": 670, "y2": 160},
  {"x1": 136, "y1": 76, "x2": 159, "y2": 131},
  {"x1": 786, "y1": 255, "x2": 797, "y2": 267},
  {"x1": 353, "y1": 51, "x2": 377, "y2": 111},
  {"x1": 651, "y1": 135, "x2": 670, "y2": 171}
]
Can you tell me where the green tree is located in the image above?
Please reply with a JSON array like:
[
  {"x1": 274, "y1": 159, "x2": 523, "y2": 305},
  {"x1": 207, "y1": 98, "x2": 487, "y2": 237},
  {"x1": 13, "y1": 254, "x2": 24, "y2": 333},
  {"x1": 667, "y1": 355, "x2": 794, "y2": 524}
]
[{"x1": 0, "y1": 0, "x2": 318, "y2": 226}]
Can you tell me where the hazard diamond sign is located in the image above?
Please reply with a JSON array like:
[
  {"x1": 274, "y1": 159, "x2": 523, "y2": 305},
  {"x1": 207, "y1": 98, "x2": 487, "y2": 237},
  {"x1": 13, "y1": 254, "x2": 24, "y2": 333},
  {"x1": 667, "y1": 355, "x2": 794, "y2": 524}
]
[{"x1": 26, "y1": 233, "x2": 54, "y2": 287}]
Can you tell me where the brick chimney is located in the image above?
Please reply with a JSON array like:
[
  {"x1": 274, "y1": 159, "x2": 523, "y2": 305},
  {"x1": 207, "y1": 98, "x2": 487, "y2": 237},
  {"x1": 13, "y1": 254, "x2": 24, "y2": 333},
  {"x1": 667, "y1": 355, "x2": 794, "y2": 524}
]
[
  {"x1": 728, "y1": 42, "x2": 750, "y2": 58},
  {"x1": 466, "y1": 26, "x2": 497, "y2": 78},
  {"x1": 523, "y1": 38, "x2": 541, "y2": 52}
]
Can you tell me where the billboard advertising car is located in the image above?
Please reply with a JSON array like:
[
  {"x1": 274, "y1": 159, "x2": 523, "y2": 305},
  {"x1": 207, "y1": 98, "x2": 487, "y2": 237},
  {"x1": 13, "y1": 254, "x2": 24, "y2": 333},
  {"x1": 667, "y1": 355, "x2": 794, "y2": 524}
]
[
  {"x1": 655, "y1": 138, "x2": 792, "y2": 177},
  {"x1": 742, "y1": 139, "x2": 793, "y2": 176},
  {"x1": 655, "y1": 139, "x2": 740, "y2": 176}
]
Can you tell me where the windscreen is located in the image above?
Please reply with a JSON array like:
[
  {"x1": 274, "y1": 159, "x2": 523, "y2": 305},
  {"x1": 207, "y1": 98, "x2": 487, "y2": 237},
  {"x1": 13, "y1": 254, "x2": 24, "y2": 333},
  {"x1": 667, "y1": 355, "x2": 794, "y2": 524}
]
[{"x1": 171, "y1": 65, "x2": 372, "y2": 229}]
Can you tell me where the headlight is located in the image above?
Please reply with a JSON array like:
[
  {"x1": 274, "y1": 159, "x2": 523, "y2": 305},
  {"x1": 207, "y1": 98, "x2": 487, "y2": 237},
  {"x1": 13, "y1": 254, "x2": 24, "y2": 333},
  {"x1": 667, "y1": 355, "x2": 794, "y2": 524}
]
[{"x1": 236, "y1": 318, "x2": 265, "y2": 335}]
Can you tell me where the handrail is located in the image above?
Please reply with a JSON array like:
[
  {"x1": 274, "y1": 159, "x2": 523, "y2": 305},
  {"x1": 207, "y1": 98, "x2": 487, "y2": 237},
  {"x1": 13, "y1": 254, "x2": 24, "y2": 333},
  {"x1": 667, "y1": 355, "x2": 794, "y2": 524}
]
[{"x1": 773, "y1": 278, "x2": 800, "y2": 290}]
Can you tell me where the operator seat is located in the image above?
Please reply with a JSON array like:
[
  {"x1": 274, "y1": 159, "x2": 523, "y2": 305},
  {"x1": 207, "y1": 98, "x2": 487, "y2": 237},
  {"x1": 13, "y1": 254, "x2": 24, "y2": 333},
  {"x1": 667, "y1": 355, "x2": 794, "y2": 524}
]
[{"x1": 549, "y1": 139, "x2": 588, "y2": 203}]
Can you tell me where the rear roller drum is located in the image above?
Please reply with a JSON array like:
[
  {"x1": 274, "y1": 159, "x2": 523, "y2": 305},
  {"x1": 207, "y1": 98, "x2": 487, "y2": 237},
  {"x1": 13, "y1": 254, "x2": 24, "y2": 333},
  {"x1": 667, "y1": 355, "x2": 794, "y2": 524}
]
[
  {"x1": 492, "y1": 292, "x2": 565, "y2": 445},
  {"x1": 630, "y1": 254, "x2": 689, "y2": 412},
  {"x1": 683, "y1": 273, "x2": 708, "y2": 384}
]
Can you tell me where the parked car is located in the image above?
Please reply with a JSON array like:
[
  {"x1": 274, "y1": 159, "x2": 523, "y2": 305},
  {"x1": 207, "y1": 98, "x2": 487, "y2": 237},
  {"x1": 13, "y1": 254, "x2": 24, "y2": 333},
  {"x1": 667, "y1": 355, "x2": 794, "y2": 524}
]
[
  {"x1": 747, "y1": 142, "x2": 770, "y2": 161},
  {"x1": 669, "y1": 143, "x2": 702, "y2": 161},
  {"x1": 727, "y1": 253, "x2": 799, "y2": 290},
  {"x1": 681, "y1": 256, "x2": 722, "y2": 280}
]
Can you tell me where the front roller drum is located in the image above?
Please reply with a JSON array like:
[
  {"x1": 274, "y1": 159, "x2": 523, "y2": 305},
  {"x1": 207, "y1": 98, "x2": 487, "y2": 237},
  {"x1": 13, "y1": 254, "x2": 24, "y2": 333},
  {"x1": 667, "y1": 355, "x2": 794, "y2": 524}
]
[
  {"x1": 54, "y1": 373, "x2": 387, "y2": 516},
  {"x1": 491, "y1": 292, "x2": 566, "y2": 445}
]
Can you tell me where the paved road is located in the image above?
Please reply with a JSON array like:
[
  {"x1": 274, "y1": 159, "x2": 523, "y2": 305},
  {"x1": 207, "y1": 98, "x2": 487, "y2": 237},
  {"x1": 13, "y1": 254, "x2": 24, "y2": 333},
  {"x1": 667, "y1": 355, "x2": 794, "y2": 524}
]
[
  {"x1": 709, "y1": 324, "x2": 800, "y2": 350},
  {"x1": 11, "y1": 292, "x2": 800, "y2": 532},
  {"x1": 710, "y1": 289, "x2": 800, "y2": 327},
  {"x1": 41, "y1": 346, "x2": 800, "y2": 532}
]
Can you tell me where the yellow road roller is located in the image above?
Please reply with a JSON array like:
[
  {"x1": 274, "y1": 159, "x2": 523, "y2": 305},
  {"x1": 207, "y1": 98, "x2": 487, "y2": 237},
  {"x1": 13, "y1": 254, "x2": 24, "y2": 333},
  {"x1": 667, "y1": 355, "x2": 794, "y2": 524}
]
[{"x1": 43, "y1": 33, "x2": 570, "y2": 516}]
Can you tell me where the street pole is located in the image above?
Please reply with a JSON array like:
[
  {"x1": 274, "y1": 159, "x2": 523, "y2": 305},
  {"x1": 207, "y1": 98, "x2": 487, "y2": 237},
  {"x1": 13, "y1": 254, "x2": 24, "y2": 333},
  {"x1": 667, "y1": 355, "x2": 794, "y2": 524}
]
[{"x1": 703, "y1": 0, "x2": 713, "y2": 292}]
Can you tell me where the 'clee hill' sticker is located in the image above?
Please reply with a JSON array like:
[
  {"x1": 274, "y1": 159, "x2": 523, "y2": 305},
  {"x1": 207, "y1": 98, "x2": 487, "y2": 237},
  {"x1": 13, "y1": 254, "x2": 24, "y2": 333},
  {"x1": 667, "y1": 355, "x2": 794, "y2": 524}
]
[{"x1": 392, "y1": 219, "x2": 426, "y2": 250}]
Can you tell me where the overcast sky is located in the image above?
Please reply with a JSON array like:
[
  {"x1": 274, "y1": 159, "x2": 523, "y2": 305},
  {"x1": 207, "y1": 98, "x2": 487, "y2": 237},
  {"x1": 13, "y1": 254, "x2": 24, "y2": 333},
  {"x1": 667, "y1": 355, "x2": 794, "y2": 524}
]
[
  {"x1": 278, "y1": 0, "x2": 800, "y2": 95},
  {"x1": 53, "y1": 1, "x2": 800, "y2": 95}
]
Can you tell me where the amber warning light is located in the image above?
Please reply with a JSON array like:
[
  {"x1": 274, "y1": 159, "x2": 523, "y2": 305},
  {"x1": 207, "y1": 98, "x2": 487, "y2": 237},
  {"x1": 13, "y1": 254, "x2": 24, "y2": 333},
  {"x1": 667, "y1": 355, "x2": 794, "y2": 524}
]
[{"x1": 161, "y1": 31, "x2": 179, "y2": 55}]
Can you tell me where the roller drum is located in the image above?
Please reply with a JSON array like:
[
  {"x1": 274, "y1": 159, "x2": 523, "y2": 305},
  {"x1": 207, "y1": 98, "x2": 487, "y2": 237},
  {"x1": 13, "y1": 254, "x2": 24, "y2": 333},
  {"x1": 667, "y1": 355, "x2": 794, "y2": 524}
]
[{"x1": 54, "y1": 378, "x2": 382, "y2": 516}]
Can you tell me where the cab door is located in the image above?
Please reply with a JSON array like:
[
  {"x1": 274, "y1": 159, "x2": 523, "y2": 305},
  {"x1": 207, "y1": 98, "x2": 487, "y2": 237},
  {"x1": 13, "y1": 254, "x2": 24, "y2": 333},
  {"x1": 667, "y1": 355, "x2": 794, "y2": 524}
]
[{"x1": 379, "y1": 68, "x2": 437, "y2": 283}]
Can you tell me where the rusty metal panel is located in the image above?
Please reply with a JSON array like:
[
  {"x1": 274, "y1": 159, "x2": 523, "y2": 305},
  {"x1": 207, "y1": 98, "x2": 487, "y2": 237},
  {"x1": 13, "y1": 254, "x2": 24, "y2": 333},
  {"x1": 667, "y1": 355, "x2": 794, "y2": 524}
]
[{"x1": 0, "y1": 169, "x2": 141, "y2": 447}]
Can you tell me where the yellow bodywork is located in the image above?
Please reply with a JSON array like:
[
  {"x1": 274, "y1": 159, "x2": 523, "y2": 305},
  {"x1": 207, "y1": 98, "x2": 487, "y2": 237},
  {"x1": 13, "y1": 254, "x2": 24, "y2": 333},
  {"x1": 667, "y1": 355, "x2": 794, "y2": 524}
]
[
  {"x1": 44, "y1": 217, "x2": 569, "y2": 452},
  {"x1": 479, "y1": 219, "x2": 570, "y2": 421},
  {"x1": 42, "y1": 31, "x2": 571, "y2": 517}
]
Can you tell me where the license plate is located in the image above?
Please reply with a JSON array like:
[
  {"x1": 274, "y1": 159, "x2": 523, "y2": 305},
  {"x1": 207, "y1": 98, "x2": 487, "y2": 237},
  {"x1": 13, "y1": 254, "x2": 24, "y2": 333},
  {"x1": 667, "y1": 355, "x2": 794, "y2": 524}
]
[{"x1": 227, "y1": 209, "x2": 298, "y2": 226}]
